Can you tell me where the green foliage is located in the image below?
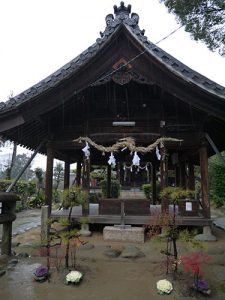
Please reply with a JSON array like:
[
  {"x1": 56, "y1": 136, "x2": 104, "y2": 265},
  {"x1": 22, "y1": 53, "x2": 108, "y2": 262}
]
[
  {"x1": 161, "y1": 0, "x2": 225, "y2": 56},
  {"x1": 58, "y1": 217, "x2": 70, "y2": 227},
  {"x1": 11, "y1": 153, "x2": 34, "y2": 180},
  {"x1": 34, "y1": 167, "x2": 44, "y2": 184},
  {"x1": 62, "y1": 185, "x2": 88, "y2": 209},
  {"x1": 15, "y1": 202, "x2": 23, "y2": 213},
  {"x1": 211, "y1": 195, "x2": 224, "y2": 208},
  {"x1": 27, "y1": 191, "x2": 45, "y2": 208},
  {"x1": 100, "y1": 179, "x2": 121, "y2": 198},
  {"x1": 52, "y1": 189, "x2": 61, "y2": 203},
  {"x1": 53, "y1": 162, "x2": 64, "y2": 190},
  {"x1": 89, "y1": 192, "x2": 101, "y2": 203},
  {"x1": 0, "y1": 179, "x2": 36, "y2": 207},
  {"x1": 142, "y1": 183, "x2": 152, "y2": 199},
  {"x1": 160, "y1": 187, "x2": 195, "y2": 203},
  {"x1": 179, "y1": 229, "x2": 204, "y2": 249},
  {"x1": 90, "y1": 168, "x2": 106, "y2": 180},
  {"x1": 159, "y1": 186, "x2": 176, "y2": 200},
  {"x1": 209, "y1": 152, "x2": 225, "y2": 206}
]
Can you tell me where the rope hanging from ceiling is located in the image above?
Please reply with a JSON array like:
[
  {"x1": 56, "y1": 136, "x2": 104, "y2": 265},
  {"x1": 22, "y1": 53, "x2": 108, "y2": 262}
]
[{"x1": 74, "y1": 136, "x2": 182, "y2": 154}]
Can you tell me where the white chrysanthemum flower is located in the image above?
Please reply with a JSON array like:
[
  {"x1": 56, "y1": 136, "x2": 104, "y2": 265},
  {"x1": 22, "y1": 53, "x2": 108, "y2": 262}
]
[
  {"x1": 66, "y1": 271, "x2": 83, "y2": 283},
  {"x1": 156, "y1": 279, "x2": 173, "y2": 294}
]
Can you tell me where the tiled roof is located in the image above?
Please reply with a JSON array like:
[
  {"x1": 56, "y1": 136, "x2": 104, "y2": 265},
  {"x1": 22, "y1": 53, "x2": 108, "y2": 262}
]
[{"x1": 0, "y1": 1, "x2": 224, "y2": 112}]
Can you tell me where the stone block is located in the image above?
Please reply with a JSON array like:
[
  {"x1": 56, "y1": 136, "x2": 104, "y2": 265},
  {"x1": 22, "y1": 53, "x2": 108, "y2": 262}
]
[{"x1": 103, "y1": 226, "x2": 145, "y2": 243}]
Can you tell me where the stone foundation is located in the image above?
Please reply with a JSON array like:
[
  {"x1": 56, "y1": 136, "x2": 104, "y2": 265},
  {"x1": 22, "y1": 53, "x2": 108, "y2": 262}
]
[{"x1": 103, "y1": 226, "x2": 145, "y2": 243}]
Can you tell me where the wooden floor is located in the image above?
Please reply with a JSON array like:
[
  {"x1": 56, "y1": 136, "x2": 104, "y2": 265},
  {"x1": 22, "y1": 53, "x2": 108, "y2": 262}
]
[{"x1": 51, "y1": 210, "x2": 212, "y2": 227}]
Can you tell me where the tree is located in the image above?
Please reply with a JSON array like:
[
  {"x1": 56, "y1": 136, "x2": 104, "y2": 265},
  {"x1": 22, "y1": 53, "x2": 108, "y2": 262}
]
[
  {"x1": 34, "y1": 167, "x2": 45, "y2": 191},
  {"x1": 11, "y1": 153, "x2": 34, "y2": 180},
  {"x1": 5, "y1": 142, "x2": 17, "y2": 180},
  {"x1": 53, "y1": 162, "x2": 64, "y2": 190},
  {"x1": 208, "y1": 152, "x2": 225, "y2": 206},
  {"x1": 160, "y1": 0, "x2": 225, "y2": 56}
]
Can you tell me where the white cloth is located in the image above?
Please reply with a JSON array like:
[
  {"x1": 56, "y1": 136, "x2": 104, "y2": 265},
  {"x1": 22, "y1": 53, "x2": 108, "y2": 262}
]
[
  {"x1": 108, "y1": 152, "x2": 116, "y2": 167},
  {"x1": 82, "y1": 142, "x2": 90, "y2": 158},
  {"x1": 156, "y1": 146, "x2": 161, "y2": 160},
  {"x1": 132, "y1": 151, "x2": 140, "y2": 166}
]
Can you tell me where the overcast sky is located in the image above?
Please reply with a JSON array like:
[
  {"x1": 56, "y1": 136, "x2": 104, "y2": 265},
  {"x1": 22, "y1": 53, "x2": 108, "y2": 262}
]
[{"x1": 0, "y1": 0, "x2": 224, "y2": 169}]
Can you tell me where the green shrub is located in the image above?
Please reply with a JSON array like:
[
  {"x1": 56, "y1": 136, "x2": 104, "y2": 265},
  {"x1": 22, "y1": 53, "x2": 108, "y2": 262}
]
[
  {"x1": 100, "y1": 179, "x2": 121, "y2": 198},
  {"x1": 0, "y1": 179, "x2": 36, "y2": 208},
  {"x1": 142, "y1": 183, "x2": 152, "y2": 199},
  {"x1": 89, "y1": 192, "x2": 101, "y2": 203},
  {"x1": 211, "y1": 195, "x2": 225, "y2": 208},
  {"x1": 27, "y1": 191, "x2": 45, "y2": 208},
  {"x1": 62, "y1": 185, "x2": 88, "y2": 209}
]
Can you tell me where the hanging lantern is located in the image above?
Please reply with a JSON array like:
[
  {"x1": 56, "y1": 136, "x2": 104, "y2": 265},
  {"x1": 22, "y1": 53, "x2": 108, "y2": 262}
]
[
  {"x1": 82, "y1": 142, "x2": 90, "y2": 158},
  {"x1": 132, "y1": 151, "x2": 140, "y2": 166},
  {"x1": 156, "y1": 146, "x2": 161, "y2": 160},
  {"x1": 108, "y1": 152, "x2": 116, "y2": 167}
]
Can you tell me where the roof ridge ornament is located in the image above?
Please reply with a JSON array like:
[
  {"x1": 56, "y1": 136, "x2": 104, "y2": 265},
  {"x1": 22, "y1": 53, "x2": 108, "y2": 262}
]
[
  {"x1": 113, "y1": 1, "x2": 131, "y2": 16},
  {"x1": 100, "y1": 2, "x2": 143, "y2": 38}
]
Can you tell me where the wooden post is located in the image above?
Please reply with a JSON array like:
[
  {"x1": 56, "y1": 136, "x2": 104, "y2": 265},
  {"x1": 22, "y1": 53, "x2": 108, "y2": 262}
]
[
  {"x1": 82, "y1": 158, "x2": 90, "y2": 190},
  {"x1": 160, "y1": 146, "x2": 169, "y2": 213},
  {"x1": 151, "y1": 162, "x2": 157, "y2": 204},
  {"x1": 64, "y1": 159, "x2": 70, "y2": 190},
  {"x1": 107, "y1": 164, "x2": 112, "y2": 198},
  {"x1": 200, "y1": 145, "x2": 210, "y2": 218},
  {"x1": 76, "y1": 160, "x2": 82, "y2": 186},
  {"x1": 82, "y1": 156, "x2": 90, "y2": 215},
  {"x1": 45, "y1": 144, "x2": 54, "y2": 214},
  {"x1": 180, "y1": 161, "x2": 186, "y2": 188},
  {"x1": 187, "y1": 160, "x2": 195, "y2": 190},
  {"x1": 175, "y1": 166, "x2": 180, "y2": 187}
]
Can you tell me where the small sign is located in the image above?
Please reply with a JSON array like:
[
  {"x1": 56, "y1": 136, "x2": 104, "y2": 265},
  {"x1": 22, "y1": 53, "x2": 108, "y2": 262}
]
[{"x1": 186, "y1": 202, "x2": 192, "y2": 211}]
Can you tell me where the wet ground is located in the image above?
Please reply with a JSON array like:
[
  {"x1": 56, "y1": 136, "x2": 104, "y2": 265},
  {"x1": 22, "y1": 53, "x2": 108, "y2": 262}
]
[{"x1": 1, "y1": 208, "x2": 225, "y2": 299}]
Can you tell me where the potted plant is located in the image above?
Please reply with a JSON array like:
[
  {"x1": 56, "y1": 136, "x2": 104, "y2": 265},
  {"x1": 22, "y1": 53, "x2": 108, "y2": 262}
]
[{"x1": 171, "y1": 188, "x2": 197, "y2": 216}]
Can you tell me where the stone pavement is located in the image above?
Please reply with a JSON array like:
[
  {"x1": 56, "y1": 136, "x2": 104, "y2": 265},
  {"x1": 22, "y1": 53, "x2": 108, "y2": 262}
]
[{"x1": 211, "y1": 206, "x2": 225, "y2": 230}]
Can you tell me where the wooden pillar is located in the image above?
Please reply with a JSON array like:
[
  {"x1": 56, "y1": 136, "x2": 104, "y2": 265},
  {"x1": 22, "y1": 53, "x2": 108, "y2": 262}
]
[
  {"x1": 200, "y1": 145, "x2": 210, "y2": 218},
  {"x1": 160, "y1": 146, "x2": 168, "y2": 189},
  {"x1": 151, "y1": 162, "x2": 157, "y2": 204},
  {"x1": 107, "y1": 164, "x2": 111, "y2": 198},
  {"x1": 187, "y1": 160, "x2": 195, "y2": 190},
  {"x1": 180, "y1": 161, "x2": 186, "y2": 188},
  {"x1": 76, "y1": 160, "x2": 82, "y2": 186},
  {"x1": 175, "y1": 166, "x2": 180, "y2": 187},
  {"x1": 64, "y1": 159, "x2": 70, "y2": 190},
  {"x1": 82, "y1": 156, "x2": 90, "y2": 215},
  {"x1": 45, "y1": 145, "x2": 54, "y2": 213},
  {"x1": 160, "y1": 146, "x2": 169, "y2": 213},
  {"x1": 82, "y1": 157, "x2": 90, "y2": 190}
]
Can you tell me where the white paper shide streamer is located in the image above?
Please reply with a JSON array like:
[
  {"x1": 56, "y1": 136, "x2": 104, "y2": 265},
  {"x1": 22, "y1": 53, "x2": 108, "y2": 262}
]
[
  {"x1": 132, "y1": 151, "x2": 140, "y2": 166},
  {"x1": 156, "y1": 146, "x2": 161, "y2": 160},
  {"x1": 82, "y1": 142, "x2": 90, "y2": 158},
  {"x1": 108, "y1": 152, "x2": 116, "y2": 167}
]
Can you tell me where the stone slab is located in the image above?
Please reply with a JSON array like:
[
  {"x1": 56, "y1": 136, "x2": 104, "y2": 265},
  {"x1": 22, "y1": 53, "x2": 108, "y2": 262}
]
[{"x1": 103, "y1": 226, "x2": 145, "y2": 243}]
